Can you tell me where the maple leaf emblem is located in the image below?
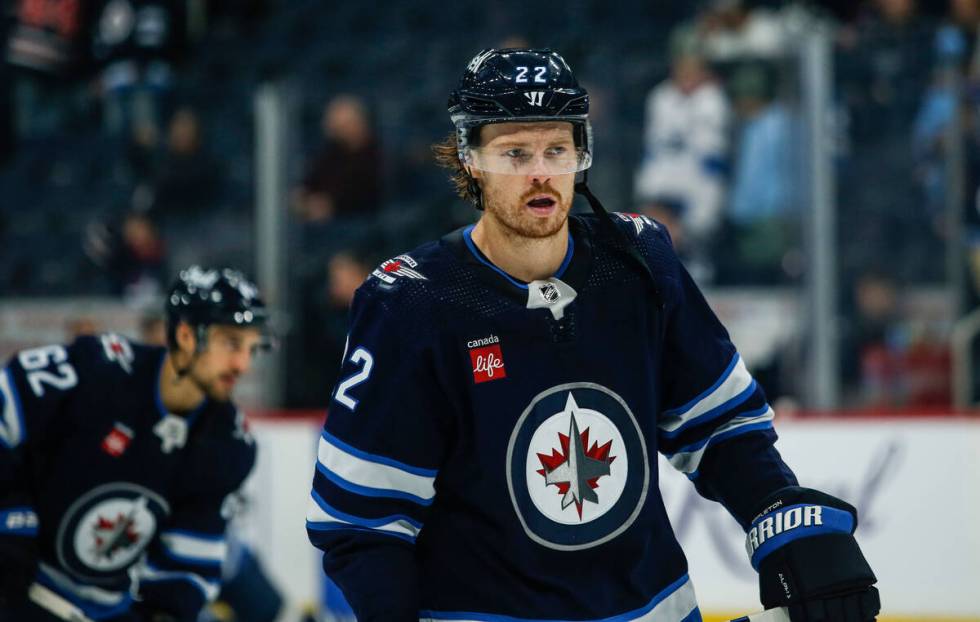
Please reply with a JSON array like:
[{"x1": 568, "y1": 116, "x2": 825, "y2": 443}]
[
  {"x1": 90, "y1": 497, "x2": 146, "y2": 559},
  {"x1": 536, "y1": 396, "x2": 616, "y2": 520}
]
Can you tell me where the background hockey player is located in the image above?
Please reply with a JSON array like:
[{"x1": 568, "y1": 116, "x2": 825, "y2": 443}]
[
  {"x1": 306, "y1": 48, "x2": 880, "y2": 622},
  {"x1": 0, "y1": 266, "x2": 269, "y2": 621}
]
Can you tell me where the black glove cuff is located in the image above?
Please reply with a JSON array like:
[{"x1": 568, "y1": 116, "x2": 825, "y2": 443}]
[
  {"x1": 750, "y1": 487, "x2": 877, "y2": 611},
  {"x1": 746, "y1": 487, "x2": 857, "y2": 571},
  {"x1": 759, "y1": 533, "x2": 877, "y2": 608}
]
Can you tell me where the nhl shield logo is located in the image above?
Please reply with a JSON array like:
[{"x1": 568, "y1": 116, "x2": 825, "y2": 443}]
[
  {"x1": 507, "y1": 383, "x2": 649, "y2": 551},
  {"x1": 538, "y1": 283, "x2": 560, "y2": 303}
]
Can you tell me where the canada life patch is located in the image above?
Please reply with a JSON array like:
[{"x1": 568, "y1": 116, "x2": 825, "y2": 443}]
[
  {"x1": 468, "y1": 335, "x2": 505, "y2": 383},
  {"x1": 100, "y1": 422, "x2": 134, "y2": 458}
]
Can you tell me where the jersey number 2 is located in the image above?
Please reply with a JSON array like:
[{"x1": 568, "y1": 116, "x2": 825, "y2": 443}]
[
  {"x1": 18, "y1": 345, "x2": 78, "y2": 397},
  {"x1": 334, "y1": 347, "x2": 374, "y2": 411}
]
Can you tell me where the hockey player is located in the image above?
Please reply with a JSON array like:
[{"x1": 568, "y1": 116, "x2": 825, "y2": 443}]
[
  {"x1": 306, "y1": 49, "x2": 880, "y2": 622},
  {"x1": 0, "y1": 266, "x2": 268, "y2": 621}
]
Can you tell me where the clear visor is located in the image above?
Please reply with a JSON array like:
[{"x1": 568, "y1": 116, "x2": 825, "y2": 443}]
[{"x1": 456, "y1": 118, "x2": 593, "y2": 176}]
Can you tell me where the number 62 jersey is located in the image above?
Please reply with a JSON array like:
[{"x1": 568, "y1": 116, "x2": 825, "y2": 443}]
[
  {"x1": 0, "y1": 335, "x2": 255, "y2": 620},
  {"x1": 306, "y1": 214, "x2": 799, "y2": 622}
]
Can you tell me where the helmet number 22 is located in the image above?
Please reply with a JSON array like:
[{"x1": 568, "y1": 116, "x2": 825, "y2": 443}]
[{"x1": 515, "y1": 66, "x2": 548, "y2": 84}]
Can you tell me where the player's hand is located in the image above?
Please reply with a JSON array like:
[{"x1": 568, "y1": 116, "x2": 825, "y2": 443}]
[
  {"x1": 0, "y1": 533, "x2": 39, "y2": 608},
  {"x1": 748, "y1": 487, "x2": 880, "y2": 622}
]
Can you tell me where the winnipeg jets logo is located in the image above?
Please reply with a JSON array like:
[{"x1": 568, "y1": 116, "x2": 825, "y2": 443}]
[
  {"x1": 223, "y1": 268, "x2": 259, "y2": 300},
  {"x1": 526, "y1": 394, "x2": 623, "y2": 525},
  {"x1": 372, "y1": 254, "x2": 427, "y2": 285},
  {"x1": 536, "y1": 408, "x2": 615, "y2": 519},
  {"x1": 507, "y1": 384, "x2": 649, "y2": 551},
  {"x1": 180, "y1": 266, "x2": 219, "y2": 290},
  {"x1": 64, "y1": 489, "x2": 162, "y2": 573},
  {"x1": 525, "y1": 91, "x2": 545, "y2": 106},
  {"x1": 467, "y1": 49, "x2": 494, "y2": 73},
  {"x1": 57, "y1": 483, "x2": 168, "y2": 579},
  {"x1": 90, "y1": 497, "x2": 146, "y2": 563}
]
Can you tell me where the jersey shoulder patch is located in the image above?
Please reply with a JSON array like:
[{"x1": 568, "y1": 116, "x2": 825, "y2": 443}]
[
  {"x1": 371, "y1": 253, "x2": 429, "y2": 285},
  {"x1": 361, "y1": 239, "x2": 452, "y2": 310},
  {"x1": 96, "y1": 333, "x2": 137, "y2": 374},
  {"x1": 70, "y1": 334, "x2": 162, "y2": 381},
  {"x1": 366, "y1": 237, "x2": 446, "y2": 291},
  {"x1": 611, "y1": 212, "x2": 660, "y2": 239},
  {"x1": 607, "y1": 212, "x2": 675, "y2": 259}
]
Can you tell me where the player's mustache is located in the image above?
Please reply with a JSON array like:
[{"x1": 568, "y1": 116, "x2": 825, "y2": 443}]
[{"x1": 520, "y1": 182, "x2": 562, "y2": 205}]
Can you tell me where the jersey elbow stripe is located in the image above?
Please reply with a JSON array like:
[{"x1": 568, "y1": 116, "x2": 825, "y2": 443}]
[
  {"x1": 0, "y1": 368, "x2": 26, "y2": 449},
  {"x1": 306, "y1": 520, "x2": 417, "y2": 545},
  {"x1": 662, "y1": 353, "x2": 740, "y2": 419},
  {"x1": 140, "y1": 562, "x2": 221, "y2": 602},
  {"x1": 307, "y1": 490, "x2": 421, "y2": 542},
  {"x1": 160, "y1": 531, "x2": 227, "y2": 568},
  {"x1": 660, "y1": 356, "x2": 755, "y2": 438},
  {"x1": 315, "y1": 461, "x2": 434, "y2": 506},
  {"x1": 663, "y1": 404, "x2": 772, "y2": 457},
  {"x1": 319, "y1": 430, "x2": 437, "y2": 501},
  {"x1": 666, "y1": 407, "x2": 775, "y2": 474},
  {"x1": 38, "y1": 562, "x2": 131, "y2": 610}
]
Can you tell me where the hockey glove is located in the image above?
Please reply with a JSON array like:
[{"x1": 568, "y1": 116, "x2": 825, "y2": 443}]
[
  {"x1": 747, "y1": 486, "x2": 880, "y2": 622},
  {"x1": 0, "y1": 532, "x2": 39, "y2": 609}
]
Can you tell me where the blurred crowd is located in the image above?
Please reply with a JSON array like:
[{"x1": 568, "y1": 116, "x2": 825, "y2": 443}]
[{"x1": 1, "y1": 0, "x2": 977, "y2": 412}]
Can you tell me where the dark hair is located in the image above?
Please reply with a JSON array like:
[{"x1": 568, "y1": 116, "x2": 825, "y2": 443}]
[{"x1": 432, "y1": 133, "x2": 479, "y2": 204}]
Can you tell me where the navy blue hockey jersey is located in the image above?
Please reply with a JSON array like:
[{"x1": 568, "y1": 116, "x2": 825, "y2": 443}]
[
  {"x1": 0, "y1": 334, "x2": 255, "y2": 620},
  {"x1": 306, "y1": 213, "x2": 798, "y2": 622}
]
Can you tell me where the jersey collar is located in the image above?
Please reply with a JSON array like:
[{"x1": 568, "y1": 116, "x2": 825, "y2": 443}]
[{"x1": 443, "y1": 216, "x2": 594, "y2": 304}]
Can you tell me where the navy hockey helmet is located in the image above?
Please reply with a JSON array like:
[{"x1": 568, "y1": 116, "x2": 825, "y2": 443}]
[
  {"x1": 165, "y1": 266, "x2": 271, "y2": 351},
  {"x1": 448, "y1": 48, "x2": 593, "y2": 175}
]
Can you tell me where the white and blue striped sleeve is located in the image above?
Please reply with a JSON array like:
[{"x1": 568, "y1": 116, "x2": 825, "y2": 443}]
[
  {"x1": 307, "y1": 286, "x2": 449, "y2": 621},
  {"x1": 140, "y1": 427, "x2": 255, "y2": 619},
  {"x1": 143, "y1": 528, "x2": 224, "y2": 601},
  {"x1": 656, "y1": 250, "x2": 796, "y2": 527}
]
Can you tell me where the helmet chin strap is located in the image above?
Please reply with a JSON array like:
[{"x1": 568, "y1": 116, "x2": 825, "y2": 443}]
[
  {"x1": 467, "y1": 175, "x2": 484, "y2": 210},
  {"x1": 574, "y1": 171, "x2": 663, "y2": 307}
]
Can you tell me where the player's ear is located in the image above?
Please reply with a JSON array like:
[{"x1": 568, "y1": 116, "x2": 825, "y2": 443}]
[
  {"x1": 174, "y1": 322, "x2": 196, "y2": 354},
  {"x1": 466, "y1": 165, "x2": 482, "y2": 180}
]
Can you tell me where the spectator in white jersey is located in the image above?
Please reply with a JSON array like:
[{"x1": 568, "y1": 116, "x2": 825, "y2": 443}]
[{"x1": 635, "y1": 28, "x2": 730, "y2": 281}]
